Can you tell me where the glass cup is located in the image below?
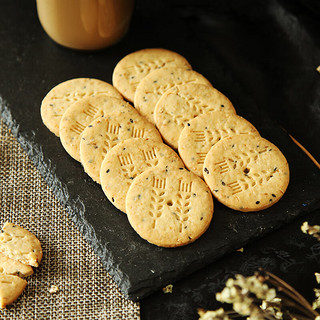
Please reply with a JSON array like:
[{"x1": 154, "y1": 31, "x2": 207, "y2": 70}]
[{"x1": 36, "y1": 0, "x2": 134, "y2": 50}]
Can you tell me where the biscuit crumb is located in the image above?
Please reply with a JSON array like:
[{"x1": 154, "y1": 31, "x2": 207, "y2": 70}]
[
  {"x1": 162, "y1": 284, "x2": 173, "y2": 294},
  {"x1": 237, "y1": 247, "x2": 244, "y2": 252},
  {"x1": 49, "y1": 285, "x2": 59, "y2": 294},
  {"x1": 317, "y1": 65, "x2": 320, "y2": 73}
]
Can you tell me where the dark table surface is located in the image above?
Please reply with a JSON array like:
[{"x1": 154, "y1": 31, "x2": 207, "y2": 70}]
[{"x1": 1, "y1": 0, "x2": 320, "y2": 319}]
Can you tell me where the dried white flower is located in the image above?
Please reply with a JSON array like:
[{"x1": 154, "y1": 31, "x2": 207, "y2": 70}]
[
  {"x1": 198, "y1": 308, "x2": 231, "y2": 320},
  {"x1": 315, "y1": 273, "x2": 320, "y2": 284},
  {"x1": 301, "y1": 222, "x2": 320, "y2": 240},
  {"x1": 313, "y1": 288, "x2": 320, "y2": 310}
]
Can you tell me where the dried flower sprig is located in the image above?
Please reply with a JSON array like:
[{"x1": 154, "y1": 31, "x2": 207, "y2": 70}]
[
  {"x1": 198, "y1": 269, "x2": 320, "y2": 320},
  {"x1": 199, "y1": 221, "x2": 320, "y2": 320}
]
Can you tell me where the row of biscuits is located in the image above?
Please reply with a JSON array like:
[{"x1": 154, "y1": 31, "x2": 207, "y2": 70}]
[
  {"x1": 112, "y1": 49, "x2": 289, "y2": 212},
  {"x1": 0, "y1": 222, "x2": 42, "y2": 308},
  {"x1": 40, "y1": 48, "x2": 289, "y2": 248}
]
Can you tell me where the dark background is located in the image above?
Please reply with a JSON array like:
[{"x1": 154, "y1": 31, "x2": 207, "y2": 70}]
[{"x1": 1, "y1": 0, "x2": 320, "y2": 319}]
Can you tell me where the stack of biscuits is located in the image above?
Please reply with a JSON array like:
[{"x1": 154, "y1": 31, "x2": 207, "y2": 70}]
[
  {"x1": 0, "y1": 222, "x2": 42, "y2": 308},
  {"x1": 41, "y1": 48, "x2": 290, "y2": 248}
]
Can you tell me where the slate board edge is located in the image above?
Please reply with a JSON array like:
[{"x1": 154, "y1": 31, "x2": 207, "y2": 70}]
[
  {"x1": 2, "y1": 97, "x2": 320, "y2": 301},
  {"x1": 0, "y1": 99, "x2": 133, "y2": 297}
]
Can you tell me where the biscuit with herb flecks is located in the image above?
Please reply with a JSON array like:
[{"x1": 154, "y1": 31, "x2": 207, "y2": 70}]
[
  {"x1": 126, "y1": 165, "x2": 213, "y2": 247},
  {"x1": 0, "y1": 222, "x2": 42, "y2": 268},
  {"x1": 203, "y1": 134, "x2": 289, "y2": 212},
  {"x1": 112, "y1": 48, "x2": 191, "y2": 102},
  {"x1": 41, "y1": 78, "x2": 122, "y2": 136},
  {"x1": 178, "y1": 111, "x2": 259, "y2": 177},
  {"x1": 155, "y1": 83, "x2": 236, "y2": 149},
  {"x1": 60, "y1": 95, "x2": 134, "y2": 161},
  {"x1": 134, "y1": 67, "x2": 212, "y2": 124},
  {"x1": 80, "y1": 110, "x2": 162, "y2": 184},
  {"x1": 100, "y1": 138, "x2": 184, "y2": 213}
]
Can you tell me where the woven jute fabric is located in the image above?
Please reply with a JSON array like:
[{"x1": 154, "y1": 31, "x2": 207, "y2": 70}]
[{"x1": 0, "y1": 121, "x2": 140, "y2": 319}]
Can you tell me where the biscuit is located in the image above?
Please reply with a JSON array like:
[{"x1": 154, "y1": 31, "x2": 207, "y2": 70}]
[
  {"x1": 134, "y1": 67, "x2": 212, "y2": 124},
  {"x1": 60, "y1": 95, "x2": 134, "y2": 161},
  {"x1": 80, "y1": 111, "x2": 162, "y2": 183},
  {"x1": 126, "y1": 166, "x2": 213, "y2": 247},
  {"x1": 112, "y1": 48, "x2": 191, "y2": 102},
  {"x1": 178, "y1": 112, "x2": 259, "y2": 177},
  {"x1": 100, "y1": 138, "x2": 184, "y2": 213},
  {"x1": 0, "y1": 253, "x2": 33, "y2": 278},
  {"x1": 154, "y1": 83, "x2": 236, "y2": 149},
  {"x1": 41, "y1": 78, "x2": 122, "y2": 136},
  {"x1": 203, "y1": 134, "x2": 290, "y2": 212},
  {"x1": 0, "y1": 274, "x2": 27, "y2": 308},
  {"x1": 0, "y1": 222, "x2": 43, "y2": 267}
]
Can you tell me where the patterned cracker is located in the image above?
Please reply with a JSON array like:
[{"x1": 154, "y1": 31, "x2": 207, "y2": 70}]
[
  {"x1": 100, "y1": 138, "x2": 184, "y2": 213},
  {"x1": 60, "y1": 95, "x2": 134, "y2": 161},
  {"x1": 80, "y1": 111, "x2": 162, "y2": 184},
  {"x1": 0, "y1": 274, "x2": 27, "y2": 308},
  {"x1": 126, "y1": 166, "x2": 213, "y2": 247},
  {"x1": 154, "y1": 83, "x2": 236, "y2": 149},
  {"x1": 41, "y1": 78, "x2": 122, "y2": 136},
  {"x1": 134, "y1": 67, "x2": 212, "y2": 124},
  {"x1": 112, "y1": 48, "x2": 191, "y2": 102},
  {"x1": 0, "y1": 222, "x2": 42, "y2": 267},
  {"x1": 0, "y1": 253, "x2": 33, "y2": 277},
  {"x1": 178, "y1": 112, "x2": 260, "y2": 178},
  {"x1": 203, "y1": 134, "x2": 290, "y2": 212}
]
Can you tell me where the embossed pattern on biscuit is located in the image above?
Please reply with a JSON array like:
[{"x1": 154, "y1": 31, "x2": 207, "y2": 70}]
[
  {"x1": 203, "y1": 134, "x2": 290, "y2": 212},
  {"x1": 112, "y1": 48, "x2": 192, "y2": 102},
  {"x1": 126, "y1": 166, "x2": 213, "y2": 247},
  {"x1": 134, "y1": 68, "x2": 212, "y2": 124},
  {"x1": 178, "y1": 111, "x2": 260, "y2": 177},
  {"x1": 60, "y1": 95, "x2": 135, "y2": 161},
  {"x1": 0, "y1": 253, "x2": 33, "y2": 278},
  {"x1": 41, "y1": 78, "x2": 123, "y2": 137},
  {"x1": 0, "y1": 274, "x2": 27, "y2": 308},
  {"x1": 80, "y1": 111, "x2": 162, "y2": 184},
  {"x1": 154, "y1": 83, "x2": 236, "y2": 149},
  {"x1": 100, "y1": 138, "x2": 184, "y2": 213}
]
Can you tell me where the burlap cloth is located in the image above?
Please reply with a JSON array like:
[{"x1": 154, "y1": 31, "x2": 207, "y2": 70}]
[{"x1": 0, "y1": 120, "x2": 140, "y2": 319}]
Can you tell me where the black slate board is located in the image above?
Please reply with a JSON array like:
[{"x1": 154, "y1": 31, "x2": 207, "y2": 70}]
[{"x1": 1, "y1": 0, "x2": 320, "y2": 301}]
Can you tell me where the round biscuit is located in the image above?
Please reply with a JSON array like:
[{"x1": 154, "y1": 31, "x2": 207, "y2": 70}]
[
  {"x1": 134, "y1": 67, "x2": 212, "y2": 124},
  {"x1": 41, "y1": 78, "x2": 122, "y2": 136},
  {"x1": 60, "y1": 95, "x2": 134, "y2": 161},
  {"x1": 178, "y1": 112, "x2": 260, "y2": 177},
  {"x1": 80, "y1": 110, "x2": 162, "y2": 183},
  {"x1": 112, "y1": 48, "x2": 191, "y2": 102},
  {"x1": 100, "y1": 138, "x2": 184, "y2": 213},
  {"x1": 154, "y1": 83, "x2": 236, "y2": 149},
  {"x1": 126, "y1": 166, "x2": 214, "y2": 247},
  {"x1": 203, "y1": 134, "x2": 290, "y2": 212}
]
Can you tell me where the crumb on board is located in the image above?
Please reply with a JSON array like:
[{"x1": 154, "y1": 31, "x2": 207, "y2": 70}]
[
  {"x1": 162, "y1": 284, "x2": 173, "y2": 294},
  {"x1": 237, "y1": 247, "x2": 244, "y2": 252},
  {"x1": 317, "y1": 65, "x2": 320, "y2": 73},
  {"x1": 48, "y1": 285, "x2": 59, "y2": 294}
]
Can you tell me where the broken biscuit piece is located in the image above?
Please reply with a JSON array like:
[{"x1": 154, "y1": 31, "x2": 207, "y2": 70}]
[
  {"x1": 0, "y1": 274, "x2": 27, "y2": 308},
  {"x1": 0, "y1": 222, "x2": 43, "y2": 267}
]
